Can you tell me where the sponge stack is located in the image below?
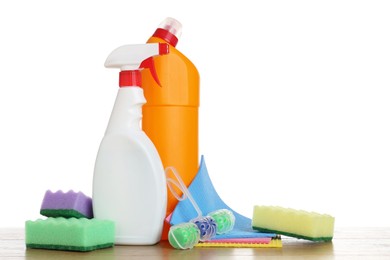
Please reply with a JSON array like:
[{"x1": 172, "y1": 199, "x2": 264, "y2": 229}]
[
  {"x1": 252, "y1": 205, "x2": 334, "y2": 242},
  {"x1": 26, "y1": 190, "x2": 115, "y2": 252}
]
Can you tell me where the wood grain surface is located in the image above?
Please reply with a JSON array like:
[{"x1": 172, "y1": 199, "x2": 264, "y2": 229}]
[{"x1": 1, "y1": 228, "x2": 390, "y2": 259}]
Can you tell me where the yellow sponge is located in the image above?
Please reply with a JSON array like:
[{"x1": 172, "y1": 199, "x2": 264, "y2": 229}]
[{"x1": 252, "y1": 206, "x2": 334, "y2": 242}]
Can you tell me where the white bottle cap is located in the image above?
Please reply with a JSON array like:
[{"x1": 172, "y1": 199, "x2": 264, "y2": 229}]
[{"x1": 158, "y1": 17, "x2": 182, "y2": 39}]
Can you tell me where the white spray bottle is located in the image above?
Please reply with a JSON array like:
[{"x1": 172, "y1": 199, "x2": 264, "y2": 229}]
[{"x1": 93, "y1": 43, "x2": 169, "y2": 245}]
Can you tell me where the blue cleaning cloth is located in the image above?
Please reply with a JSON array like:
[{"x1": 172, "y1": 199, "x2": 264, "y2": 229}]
[{"x1": 170, "y1": 155, "x2": 275, "y2": 239}]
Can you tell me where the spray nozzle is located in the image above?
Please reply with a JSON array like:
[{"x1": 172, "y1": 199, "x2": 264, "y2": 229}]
[{"x1": 105, "y1": 43, "x2": 169, "y2": 87}]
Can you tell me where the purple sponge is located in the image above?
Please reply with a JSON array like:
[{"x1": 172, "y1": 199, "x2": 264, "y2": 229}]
[{"x1": 40, "y1": 190, "x2": 93, "y2": 219}]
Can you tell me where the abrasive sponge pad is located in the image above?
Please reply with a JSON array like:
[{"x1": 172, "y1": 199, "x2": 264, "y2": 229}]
[
  {"x1": 252, "y1": 205, "x2": 334, "y2": 242},
  {"x1": 25, "y1": 217, "x2": 115, "y2": 251},
  {"x1": 40, "y1": 190, "x2": 93, "y2": 219}
]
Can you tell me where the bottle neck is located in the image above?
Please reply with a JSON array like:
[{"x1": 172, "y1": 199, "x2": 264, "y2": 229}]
[
  {"x1": 105, "y1": 87, "x2": 146, "y2": 134},
  {"x1": 152, "y1": 28, "x2": 178, "y2": 47}
]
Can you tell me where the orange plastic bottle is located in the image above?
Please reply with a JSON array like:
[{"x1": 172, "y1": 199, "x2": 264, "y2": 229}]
[{"x1": 142, "y1": 18, "x2": 200, "y2": 240}]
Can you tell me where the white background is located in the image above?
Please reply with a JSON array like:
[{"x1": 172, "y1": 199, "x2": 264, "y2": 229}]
[{"x1": 1, "y1": 0, "x2": 389, "y2": 228}]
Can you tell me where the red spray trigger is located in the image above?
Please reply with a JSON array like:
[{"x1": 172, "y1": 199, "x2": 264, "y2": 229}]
[
  {"x1": 140, "y1": 43, "x2": 169, "y2": 87},
  {"x1": 140, "y1": 57, "x2": 161, "y2": 87}
]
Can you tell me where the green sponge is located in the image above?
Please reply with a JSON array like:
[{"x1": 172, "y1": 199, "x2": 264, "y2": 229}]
[
  {"x1": 252, "y1": 205, "x2": 334, "y2": 242},
  {"x1": 25, "y1": 217, "x2": 115, "y2": 251}
]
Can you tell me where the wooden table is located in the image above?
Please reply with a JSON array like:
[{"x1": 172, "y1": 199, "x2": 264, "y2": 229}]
[{"x1": 1, "y1": 228, "x2": 390, "y2": 259}]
